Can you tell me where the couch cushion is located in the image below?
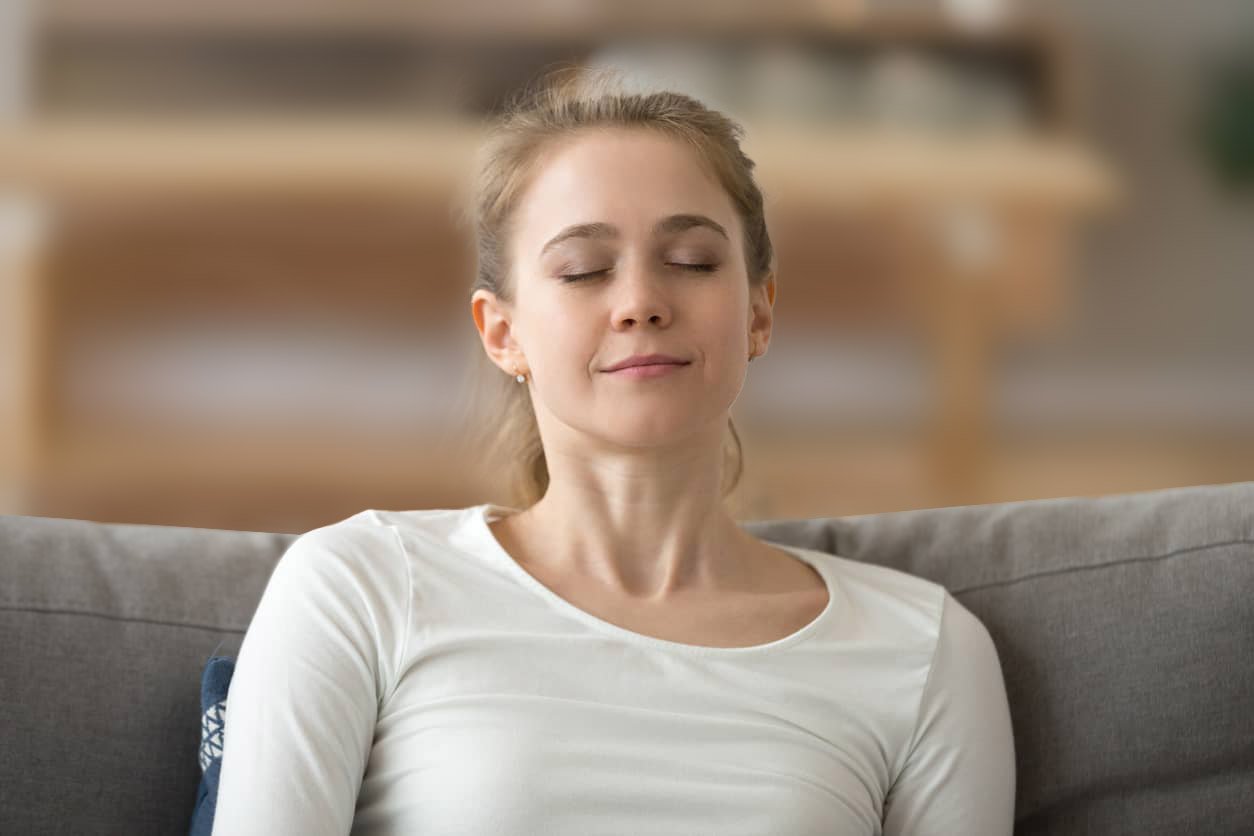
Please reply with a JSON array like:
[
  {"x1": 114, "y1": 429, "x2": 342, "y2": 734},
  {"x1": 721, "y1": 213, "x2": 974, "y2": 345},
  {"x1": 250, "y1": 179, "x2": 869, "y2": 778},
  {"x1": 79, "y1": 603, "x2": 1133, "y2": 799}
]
[{"x1": 0, "y1": 515, "x2": 296, "y2": 836}]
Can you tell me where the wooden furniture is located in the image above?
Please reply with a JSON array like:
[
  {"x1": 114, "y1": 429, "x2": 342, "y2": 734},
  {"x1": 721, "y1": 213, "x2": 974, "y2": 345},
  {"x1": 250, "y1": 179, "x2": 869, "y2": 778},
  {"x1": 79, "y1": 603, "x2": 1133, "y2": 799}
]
[{"x1": 0, "y1": 6, "x2": 1125, "y2": 530}]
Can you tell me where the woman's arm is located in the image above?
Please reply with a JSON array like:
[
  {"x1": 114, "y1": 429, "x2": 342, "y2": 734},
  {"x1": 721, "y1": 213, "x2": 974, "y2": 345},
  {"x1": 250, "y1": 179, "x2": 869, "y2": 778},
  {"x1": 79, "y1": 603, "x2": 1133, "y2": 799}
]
[
  {"x1": 881, "y1": 592, "x2": 1017, "y2": 835},
  {"x1": 211, "y1": 521, "x2": 410, "y2": 836}
]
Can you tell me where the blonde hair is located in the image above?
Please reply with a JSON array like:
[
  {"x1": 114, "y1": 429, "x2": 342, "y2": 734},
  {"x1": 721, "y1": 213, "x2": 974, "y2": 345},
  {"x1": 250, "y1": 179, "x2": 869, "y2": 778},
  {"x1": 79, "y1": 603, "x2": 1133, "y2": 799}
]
[{"x1": 449, "y1": 63, "x2": 775, "y2": 510}]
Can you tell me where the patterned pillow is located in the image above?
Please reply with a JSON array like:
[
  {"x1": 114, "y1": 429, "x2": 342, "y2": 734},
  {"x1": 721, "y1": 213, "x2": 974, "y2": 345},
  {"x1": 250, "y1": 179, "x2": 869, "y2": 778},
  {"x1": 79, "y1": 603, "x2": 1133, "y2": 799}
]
[{"x1": 188, "y1": 655, "x2": 236, "y2": 836}]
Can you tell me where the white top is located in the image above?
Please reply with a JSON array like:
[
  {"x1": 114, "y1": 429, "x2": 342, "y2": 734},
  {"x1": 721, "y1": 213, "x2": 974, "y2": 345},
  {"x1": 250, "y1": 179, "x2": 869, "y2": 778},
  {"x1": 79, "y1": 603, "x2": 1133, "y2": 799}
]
[{"x1": 212, "y1": 503, "x2": 1016, "y2": 836}]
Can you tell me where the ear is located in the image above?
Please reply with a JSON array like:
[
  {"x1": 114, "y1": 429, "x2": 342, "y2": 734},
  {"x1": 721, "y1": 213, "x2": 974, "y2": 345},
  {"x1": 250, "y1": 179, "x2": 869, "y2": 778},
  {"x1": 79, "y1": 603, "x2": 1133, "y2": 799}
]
[
  {"x1": 747, "y1": 272, "x2": 776, "y2": 359},
  {"x1": 471, "y1": 289, "x2": 526, "y2": 375}
]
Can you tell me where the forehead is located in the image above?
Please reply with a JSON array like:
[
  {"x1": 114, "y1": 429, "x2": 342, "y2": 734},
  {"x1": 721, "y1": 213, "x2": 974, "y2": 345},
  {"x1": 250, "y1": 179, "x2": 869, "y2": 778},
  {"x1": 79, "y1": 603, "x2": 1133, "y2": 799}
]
[{"x1": 512, "y1": 128, "x2": 738, "y2": 257}]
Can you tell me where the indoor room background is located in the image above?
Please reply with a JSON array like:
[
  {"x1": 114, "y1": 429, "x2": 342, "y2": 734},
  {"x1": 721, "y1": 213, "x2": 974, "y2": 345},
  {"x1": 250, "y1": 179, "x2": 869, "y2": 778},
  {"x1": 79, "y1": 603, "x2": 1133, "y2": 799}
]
[{"x1": 0, "y1": 0, "x2": 1250, "y2": 533}]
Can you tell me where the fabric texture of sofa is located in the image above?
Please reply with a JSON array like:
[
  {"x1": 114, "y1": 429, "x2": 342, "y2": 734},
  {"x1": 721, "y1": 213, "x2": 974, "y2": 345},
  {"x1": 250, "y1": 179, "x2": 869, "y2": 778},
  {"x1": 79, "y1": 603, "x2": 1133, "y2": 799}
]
[{"x1": 2, "y1": 480, "x2": 1251, "y2": 835}]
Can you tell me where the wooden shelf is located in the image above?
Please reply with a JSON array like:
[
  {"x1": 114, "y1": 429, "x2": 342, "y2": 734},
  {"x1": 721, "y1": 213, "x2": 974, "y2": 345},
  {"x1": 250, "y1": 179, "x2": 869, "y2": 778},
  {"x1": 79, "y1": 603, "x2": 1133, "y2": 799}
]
[
  {"x1": 41, "y1": 3, "x2": 1062, "y2": 42},
  {"x1": 0, "y1": 115, "x2": 1119, "y2": 210}
]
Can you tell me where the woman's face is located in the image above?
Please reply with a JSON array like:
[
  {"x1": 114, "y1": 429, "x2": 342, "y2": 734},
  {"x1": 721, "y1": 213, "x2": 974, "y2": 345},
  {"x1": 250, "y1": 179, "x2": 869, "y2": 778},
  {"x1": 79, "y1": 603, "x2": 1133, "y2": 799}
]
[{"x1": 473, "y1": 127, "x2": 774, "y2": 451}]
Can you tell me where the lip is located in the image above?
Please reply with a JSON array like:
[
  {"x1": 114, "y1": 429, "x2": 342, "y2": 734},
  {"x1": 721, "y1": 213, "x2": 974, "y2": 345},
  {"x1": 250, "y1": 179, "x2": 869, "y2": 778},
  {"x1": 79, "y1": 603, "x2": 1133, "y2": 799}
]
[
  {"x1": 605, "y1": 362, "x2": 688, "y2": 380},
  {"x1": 602, "y1": 354, "x2": 690, "y2": 372}
]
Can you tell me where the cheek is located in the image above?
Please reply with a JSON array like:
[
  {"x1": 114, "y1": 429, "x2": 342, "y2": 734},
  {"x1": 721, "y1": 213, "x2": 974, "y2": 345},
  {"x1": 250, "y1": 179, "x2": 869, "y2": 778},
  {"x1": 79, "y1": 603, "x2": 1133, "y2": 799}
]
[
  {"x1": 708, "y1": 296, "x2": 751, "y2": 348},
  {"x1": 532, "y1": 308, "x2": 598, "y2": 373},
  {"x1": 684, "y1": 303, "x2": 750, "y2": 388}
]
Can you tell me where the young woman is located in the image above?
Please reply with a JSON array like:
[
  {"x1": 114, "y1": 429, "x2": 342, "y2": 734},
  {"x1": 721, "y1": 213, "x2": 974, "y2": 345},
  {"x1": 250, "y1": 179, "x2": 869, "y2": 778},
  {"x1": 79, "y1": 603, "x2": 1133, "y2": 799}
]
[{"x1": 212, "y1": 66, "x2": 1016, "y2": 835}]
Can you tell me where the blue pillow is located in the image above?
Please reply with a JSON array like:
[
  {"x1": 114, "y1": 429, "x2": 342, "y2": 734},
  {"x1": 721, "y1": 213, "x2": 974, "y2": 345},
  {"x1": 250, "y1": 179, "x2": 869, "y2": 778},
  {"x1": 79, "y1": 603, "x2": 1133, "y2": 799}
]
[{"x1": 189, "y1": 654, "x2": 236, "y2": 836}]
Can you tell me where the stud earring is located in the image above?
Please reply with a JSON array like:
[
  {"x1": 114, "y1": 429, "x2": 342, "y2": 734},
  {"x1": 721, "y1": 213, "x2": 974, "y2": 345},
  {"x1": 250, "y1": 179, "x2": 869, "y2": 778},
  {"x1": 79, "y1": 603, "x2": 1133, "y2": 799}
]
[{"x1": 514, "y1": 367, "x2": 527, "y2": 383}]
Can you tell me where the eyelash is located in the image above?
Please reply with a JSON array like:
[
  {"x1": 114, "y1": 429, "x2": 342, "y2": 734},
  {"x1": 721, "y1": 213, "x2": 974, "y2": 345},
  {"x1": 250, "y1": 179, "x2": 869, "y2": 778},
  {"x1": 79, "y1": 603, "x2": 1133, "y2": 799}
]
[{"x1": 559, "y1": 264, "x2": 719, "y2": 283}]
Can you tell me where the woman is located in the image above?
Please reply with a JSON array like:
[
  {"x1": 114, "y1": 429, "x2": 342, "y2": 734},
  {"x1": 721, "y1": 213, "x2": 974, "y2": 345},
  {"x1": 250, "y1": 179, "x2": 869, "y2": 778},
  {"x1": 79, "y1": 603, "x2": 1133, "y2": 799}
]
[{"x1": 212, "y1": 65, "x2": 1016, "y2": 835}]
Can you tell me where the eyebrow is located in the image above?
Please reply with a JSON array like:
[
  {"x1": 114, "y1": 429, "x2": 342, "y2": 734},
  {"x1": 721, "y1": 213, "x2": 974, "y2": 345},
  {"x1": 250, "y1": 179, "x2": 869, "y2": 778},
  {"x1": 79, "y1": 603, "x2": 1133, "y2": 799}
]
[{"x1": 539, "y1": 213, "x2": 729, "y2": 257}]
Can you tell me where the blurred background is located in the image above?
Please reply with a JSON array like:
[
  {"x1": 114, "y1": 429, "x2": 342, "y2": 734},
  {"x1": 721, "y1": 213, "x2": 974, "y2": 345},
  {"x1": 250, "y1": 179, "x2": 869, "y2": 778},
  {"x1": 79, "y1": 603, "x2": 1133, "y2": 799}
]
[{"x1": 0, "y1": 0, "x2": 1250, "y2": 533}]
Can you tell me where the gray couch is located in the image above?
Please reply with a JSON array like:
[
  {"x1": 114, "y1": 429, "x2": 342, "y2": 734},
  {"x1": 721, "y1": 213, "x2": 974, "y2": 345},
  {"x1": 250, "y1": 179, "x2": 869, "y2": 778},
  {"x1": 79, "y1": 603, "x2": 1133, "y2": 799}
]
[{"x1": 3, "y1": 481, "x2": 1251, "y2": 835}]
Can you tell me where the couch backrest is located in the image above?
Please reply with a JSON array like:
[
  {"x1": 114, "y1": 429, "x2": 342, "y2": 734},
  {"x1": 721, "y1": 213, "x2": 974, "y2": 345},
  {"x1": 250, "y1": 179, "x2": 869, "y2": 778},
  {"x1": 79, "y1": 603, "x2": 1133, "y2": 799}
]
[
  {"x1": 2, "y1": 481, "x2": 1251, "y2": 835},
  {"x1": 0, "y1": 517, "x2": 296, "y2": 836}
]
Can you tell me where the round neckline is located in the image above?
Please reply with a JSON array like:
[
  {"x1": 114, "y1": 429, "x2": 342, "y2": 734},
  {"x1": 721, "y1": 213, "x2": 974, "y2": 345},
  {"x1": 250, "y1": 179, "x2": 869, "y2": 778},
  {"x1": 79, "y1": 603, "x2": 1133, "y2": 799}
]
[{"x1": 468, "y1": 502, "x2": 836, "y2": 657}]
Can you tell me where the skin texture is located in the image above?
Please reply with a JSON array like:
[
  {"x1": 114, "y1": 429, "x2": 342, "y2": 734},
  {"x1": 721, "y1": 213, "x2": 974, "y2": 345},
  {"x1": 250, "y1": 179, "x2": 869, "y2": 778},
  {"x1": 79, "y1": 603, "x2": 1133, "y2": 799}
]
[{"x1": 471, "y1": 126, "x2": 827, "y2": 647}]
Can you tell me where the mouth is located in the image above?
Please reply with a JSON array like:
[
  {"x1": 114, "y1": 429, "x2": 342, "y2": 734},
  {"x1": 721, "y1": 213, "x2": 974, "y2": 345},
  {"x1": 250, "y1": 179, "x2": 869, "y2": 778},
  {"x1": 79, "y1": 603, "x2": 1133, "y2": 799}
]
[
  {"x1": 602, "y1": 361, "x2": 690, "y2": 379},
  {"x1": 602, "y1": 354, "x2": 691, "y2": 373}
]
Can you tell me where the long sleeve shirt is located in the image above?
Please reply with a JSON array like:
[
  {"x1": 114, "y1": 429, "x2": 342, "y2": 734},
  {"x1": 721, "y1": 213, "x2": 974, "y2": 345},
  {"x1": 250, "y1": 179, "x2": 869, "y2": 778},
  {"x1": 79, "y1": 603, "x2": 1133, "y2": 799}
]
[{"x1": 211, "y1": 502, "x2": 1016, "y2": 835}]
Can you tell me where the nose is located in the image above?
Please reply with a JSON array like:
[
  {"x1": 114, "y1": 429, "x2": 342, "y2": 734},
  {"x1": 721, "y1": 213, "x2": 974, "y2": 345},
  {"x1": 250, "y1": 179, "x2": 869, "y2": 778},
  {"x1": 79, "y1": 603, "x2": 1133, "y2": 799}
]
[{"x1": 609, "y1": 261, "x2": 672, "y2": 330}]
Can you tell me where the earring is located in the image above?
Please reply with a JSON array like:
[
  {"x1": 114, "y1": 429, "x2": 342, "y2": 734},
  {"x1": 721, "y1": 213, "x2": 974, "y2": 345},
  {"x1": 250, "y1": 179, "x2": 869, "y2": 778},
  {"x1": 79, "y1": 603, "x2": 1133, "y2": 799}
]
[{"x1": 514, "y1": 366, "x2": 527, "y2": 383}]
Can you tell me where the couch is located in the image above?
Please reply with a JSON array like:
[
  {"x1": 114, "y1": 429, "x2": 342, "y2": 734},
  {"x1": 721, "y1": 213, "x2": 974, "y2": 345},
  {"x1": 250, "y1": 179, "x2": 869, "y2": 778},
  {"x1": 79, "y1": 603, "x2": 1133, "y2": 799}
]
[{"x1": 2, "y1": 480, "x2": 1251, "y2": 835}]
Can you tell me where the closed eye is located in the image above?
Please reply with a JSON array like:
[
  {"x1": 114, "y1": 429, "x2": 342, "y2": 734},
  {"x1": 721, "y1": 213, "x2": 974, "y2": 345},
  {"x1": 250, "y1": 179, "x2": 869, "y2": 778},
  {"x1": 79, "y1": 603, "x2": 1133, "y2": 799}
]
[{"x1": 559, "y1": 264, "x2": 719, "y2": 284}]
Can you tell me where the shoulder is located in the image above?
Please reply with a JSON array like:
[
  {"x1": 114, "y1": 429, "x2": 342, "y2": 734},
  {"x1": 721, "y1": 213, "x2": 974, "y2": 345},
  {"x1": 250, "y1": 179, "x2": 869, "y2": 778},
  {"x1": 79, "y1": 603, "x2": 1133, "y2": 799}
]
[
  {"x1": 924, "y1": 589, "x2": 1004, "y2": 710},
  {"x1": 828, "y1": 551, "x2": 999, "y2": 678},
  {"x1": 288, "y1": 507, "x2": 465, "y2": 560},
  {"x1": 783, "y1": 544, "x2": 950, "y2": 646},
  {"x1": 358, "y1": 506, "x2": 476, "y2": 549},
  {"x1": 276, "y1": 505, "x2": 484, "y2": 588},
  {"x1": 272, "y1": 509, "x2": 413, "y2": 589}
]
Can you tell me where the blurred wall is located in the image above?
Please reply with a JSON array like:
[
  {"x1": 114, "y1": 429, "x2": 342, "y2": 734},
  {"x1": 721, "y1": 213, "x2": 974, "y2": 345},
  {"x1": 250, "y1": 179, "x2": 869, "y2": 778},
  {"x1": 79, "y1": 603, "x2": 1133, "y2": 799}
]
[{"x1": 1004, "y1": 0, "x2": 1253, "y2": 378}]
